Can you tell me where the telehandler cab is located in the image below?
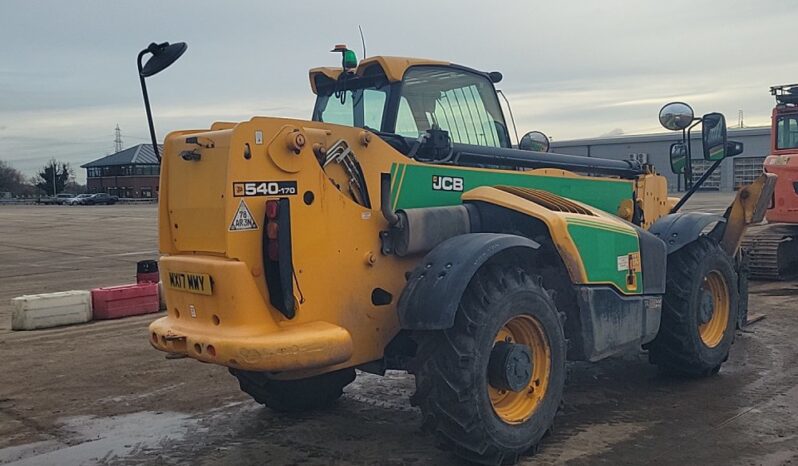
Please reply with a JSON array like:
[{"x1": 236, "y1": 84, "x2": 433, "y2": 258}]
[{"x1": 139, "y1": 42, "x2": 776, "y2": 464}]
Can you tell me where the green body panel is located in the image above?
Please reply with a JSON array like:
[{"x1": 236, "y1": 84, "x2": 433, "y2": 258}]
[
  {"x1": 390, "y1": 163, "x2": 634, "y2": 214},
  {"x1": 389, "y1": 162, "x2": 645, "y2": 295},
  {"x1": 566, "y1": 220, "x2": 642, "y2": 294}
]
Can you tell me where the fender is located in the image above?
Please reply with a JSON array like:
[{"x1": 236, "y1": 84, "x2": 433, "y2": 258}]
[
  {"x1": 649, "y1": 212, "x2": 725, "y2": 254},
  {"x1": 397, "y1": 233, "x2": 540, "y2": 330}
]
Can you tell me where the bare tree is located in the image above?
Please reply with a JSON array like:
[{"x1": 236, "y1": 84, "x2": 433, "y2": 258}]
[{"x1": 0, "y1": 160, "x2": 26, "y2": 194}]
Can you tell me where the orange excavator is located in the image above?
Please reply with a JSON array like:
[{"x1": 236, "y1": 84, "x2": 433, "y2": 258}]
[{"x1": 742, "y1": 84, "x2": 798, "y2": 279}]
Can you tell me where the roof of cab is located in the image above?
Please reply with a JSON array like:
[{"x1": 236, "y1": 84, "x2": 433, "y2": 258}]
[{"x1": 309, "y1": 55, "x2": 449, "y2": 94}]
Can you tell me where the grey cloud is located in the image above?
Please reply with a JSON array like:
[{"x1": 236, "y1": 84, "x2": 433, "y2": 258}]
[{"x1": 1, "y1": 0, "x2": 796, "y2": 178}]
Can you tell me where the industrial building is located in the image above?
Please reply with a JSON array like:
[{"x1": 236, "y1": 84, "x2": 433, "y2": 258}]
[
  {"x1": 81, "y1": 144, "x2": 161, "y2": 199},
  {"x1": 551, "y1": 126, "x2": 770, "y2": 192}
]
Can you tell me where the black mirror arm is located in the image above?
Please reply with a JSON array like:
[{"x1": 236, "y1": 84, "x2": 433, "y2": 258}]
[
  {"x1": 138, "y1": 49, "x2": 161, "y2": 162},
  {"x1": 670, "y1": 156, "x2": 723, "y2": 213},
  {"x1": 684, "y1": 118, "x2": 701, "y2": 190}
]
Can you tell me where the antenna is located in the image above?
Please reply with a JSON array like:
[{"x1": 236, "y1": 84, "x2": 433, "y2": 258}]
[
  {"x1": 114, "y1": 124, "x2": 123, "y2": 153},
  {"x1": 358, "y1": 25, "x2": 367, "y2": 58}
]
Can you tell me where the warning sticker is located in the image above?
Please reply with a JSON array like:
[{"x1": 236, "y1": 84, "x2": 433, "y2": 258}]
[
  {"x1": 617, "y1": 255, "x2": 629, "y2": 271},
  {"x1": 229, "y1": 200, "x2": 259, "y2": 231},
  {"x1": 628, "y1": 252, "x2": 641, "y2": 272},
  {"x1": 617, "y1": 252, "x2": 642, "y2": 272}
]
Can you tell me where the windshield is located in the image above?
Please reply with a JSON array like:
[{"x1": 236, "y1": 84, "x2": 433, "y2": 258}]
[
  {"x1": 776, "y1": 114, "x2": 798, "y2": 149},
  {"x1": 398, "y1": 67, "x2": 509, "y2": 148}
]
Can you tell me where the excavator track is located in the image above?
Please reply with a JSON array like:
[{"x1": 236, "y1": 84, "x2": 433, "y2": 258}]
[{"x1": 741, "y1": 224, "x2": 798, "y2": 280}]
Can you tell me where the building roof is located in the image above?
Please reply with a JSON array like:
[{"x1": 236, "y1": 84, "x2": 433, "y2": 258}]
[
  {"x1": 81, "y1": 144, "x2": 162, "y2": 168},
  {"x1": 551, "y1": 126, "x2": 770, "y2": 148}
]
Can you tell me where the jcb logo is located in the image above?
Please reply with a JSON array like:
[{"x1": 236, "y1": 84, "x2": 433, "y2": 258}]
[{"x1": 432, "y1": 175, "x2": 464, "y2": 192}]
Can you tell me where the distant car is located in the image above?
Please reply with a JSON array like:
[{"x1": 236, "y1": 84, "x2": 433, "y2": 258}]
[
  {"x1": 55, "y1": 193, "x2": 76, "y2": 205},
  {"x1": 89, "y1": 193, "x2": 119, "y2": 205},
  {"x1": 66, "y1": 194, "x2": 94, "y2": 205},
  {"x1": 37, "y1": 193, "x2": 75, "y2": 205}
]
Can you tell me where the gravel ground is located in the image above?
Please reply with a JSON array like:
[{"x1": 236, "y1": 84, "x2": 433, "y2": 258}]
[{"x1": 0, "y1": 197, "x2": 796, "y2": 465}]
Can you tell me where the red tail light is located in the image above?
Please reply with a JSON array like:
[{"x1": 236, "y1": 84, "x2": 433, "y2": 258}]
[
  {"x1": 265, "y1": 200, "x2": 280, "y2": 261},
  {"x1": 267, "y1": 241, "x2": 280, "y2": 261},
  {"x1": 266, "y1": 222, "x2": 279, "y2": 240},
  {"x1": 266, "y1": 200, "x2": 279, "y2": 219},
  {"x1": 262, "y1": 198, "x2": 295, "y2": 318}
]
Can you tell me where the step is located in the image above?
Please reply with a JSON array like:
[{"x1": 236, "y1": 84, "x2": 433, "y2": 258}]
[
  {"x1": 11, "y1": 291, "x2": 93, "y2": 330},
  {"x1": 91, "y1": 283, "x2": 160, "y2": 320}
]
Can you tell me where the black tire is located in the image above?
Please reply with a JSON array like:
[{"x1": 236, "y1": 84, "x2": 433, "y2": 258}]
[
  {"x1": 229, "y1": 367, "x2": 355, "y2": 412},
  {"x1": 648, "y1": 237, "x2": 739, "y2": 376},
  {"x1": 411, "y1": 264, "x2": 566, "y2": 465}
]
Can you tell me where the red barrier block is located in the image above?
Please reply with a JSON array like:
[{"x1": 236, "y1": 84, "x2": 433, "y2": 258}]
[{"x1": 91, "y1": 283, "x2": 160, "y2": 320}]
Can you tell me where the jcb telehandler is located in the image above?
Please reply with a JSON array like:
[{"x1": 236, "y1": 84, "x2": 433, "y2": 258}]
[{"x1": 138, "y1": 41, "x2": 776, "y2": 464}]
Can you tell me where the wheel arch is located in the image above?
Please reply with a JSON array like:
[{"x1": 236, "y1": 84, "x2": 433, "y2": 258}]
[
  {"x1": 649, "y1": 212, "x2": 726, "y2": 254},
  {"x1": 397, "y1": 233, "x2": 541, "y2": 330}
]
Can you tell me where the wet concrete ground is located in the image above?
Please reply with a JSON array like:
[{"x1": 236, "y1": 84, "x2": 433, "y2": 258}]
[{"x1": 0, "y1": 198, "x2": 796, "y2": 465}]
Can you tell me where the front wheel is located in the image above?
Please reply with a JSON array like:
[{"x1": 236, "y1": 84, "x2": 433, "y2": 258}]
[
  {"x1": 648, "y1": 237, "x2": 739, "y2": 376},
  {"x1": 411, "y1": 265, "x2": 566, "y2": 465}
]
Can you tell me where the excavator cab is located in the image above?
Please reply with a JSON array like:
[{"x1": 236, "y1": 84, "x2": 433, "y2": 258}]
[{"x1": 765, "y1": 84, "x2": 798, "y2": 224}]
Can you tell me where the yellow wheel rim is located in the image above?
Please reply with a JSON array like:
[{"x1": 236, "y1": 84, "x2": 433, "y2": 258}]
[
  {"x1": 488, "y1": 315, "x2": 551, "y2": 424},
  {"x1": 698, "y1": 270, "x2": 730, "y2": 348}
]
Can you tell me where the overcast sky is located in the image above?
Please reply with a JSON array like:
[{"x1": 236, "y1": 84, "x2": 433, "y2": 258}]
[{"x1": 1, "y1": 0, "x2": 796, "y2": 183}]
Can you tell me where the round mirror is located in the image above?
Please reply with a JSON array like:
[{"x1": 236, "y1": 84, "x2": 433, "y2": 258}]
[
  {"x1": 140, "y1": 42, "x2": 188, "y2": 78},
  {"x1": 659, "y1": 102, "x2": 694, "y2": 131},
  {"x1": 519, "y1": 131, "x2": 550, "y2": 152}
]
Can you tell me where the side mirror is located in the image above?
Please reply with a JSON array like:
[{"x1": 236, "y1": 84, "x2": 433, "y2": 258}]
[
  {"x1": 519, "y1": 131, "x2": 550, "y2": 152},
  {"x1": 669, "y1": 142, "x2": 688, "y2": 174},
  {"x1": 726, "y1": 140, "x2": 744, "y2": 157},
  {"x1": 702, "y1": 112, "x2": 727, "y2": 161},
  {"x1": 659, "y1": 102, "x2": 695, "y2": 131}
]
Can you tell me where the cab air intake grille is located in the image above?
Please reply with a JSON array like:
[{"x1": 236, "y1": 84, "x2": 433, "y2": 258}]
[{"x1": 496, "y1": 186, "x2": 595, "y2": 216}]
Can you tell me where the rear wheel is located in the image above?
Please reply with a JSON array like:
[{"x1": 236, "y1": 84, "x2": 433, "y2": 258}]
[
  {"x1": 411, "y1": 264, "x2": 566, "y2": 465},
  {"x1": 648, "y1": 237, "x2": 739, "y2": 376},
  {"x1": 229, "y1": 367, "x2": 355, "y2": 412}
]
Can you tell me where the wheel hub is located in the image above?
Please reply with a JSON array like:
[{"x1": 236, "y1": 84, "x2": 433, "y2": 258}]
[
  {"x1": 699, "y1": 288, "x2": 714, "y2": 325},
  {"x1": 488, "y1": 341, "x2": 533, "y2": 392}
]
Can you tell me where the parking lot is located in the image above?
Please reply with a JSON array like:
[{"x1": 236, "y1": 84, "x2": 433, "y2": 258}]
[{"x1": 1, "y1": 199, "x2": 797, "y2": 465}]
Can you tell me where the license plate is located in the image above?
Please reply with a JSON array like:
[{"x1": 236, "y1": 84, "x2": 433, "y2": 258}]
[{"x1": 167, "y1": 272, "x2": 213, "y2": 295}]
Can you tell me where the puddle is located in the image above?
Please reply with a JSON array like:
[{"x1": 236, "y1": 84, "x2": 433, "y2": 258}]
[{"x1": 0, "y1": 411, "x2": 195, "y2": 465}]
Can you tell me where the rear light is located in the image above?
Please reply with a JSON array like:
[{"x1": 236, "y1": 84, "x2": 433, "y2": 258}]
[
  {"x1": 267, "y1": 241, "x2": 280, "y2": 261},
  {"x1": 266, "y1": 222, "x2": 279, "y2": 240},
  {"x1": 262, "y1": 198, "x2": 296, "y2": 318},
  {"x1": 266, "y1": 200, "x2": 279, "y2": 219},
  {"x1": 265, "y1": 200, "x2": 280, "y2": 261}
]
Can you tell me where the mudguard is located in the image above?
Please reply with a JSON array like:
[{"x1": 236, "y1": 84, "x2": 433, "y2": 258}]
[
  {"x1": 649, "y1": 212, "x2": 725, "y2": 254},
  {"x1": 397, "y1": 233, "x2": 540, "y2": 330}
]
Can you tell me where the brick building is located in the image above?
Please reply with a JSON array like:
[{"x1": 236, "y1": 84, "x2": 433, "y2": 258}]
[{"x1": 81, "y1": 144, "x2": 161, "y2": 198}]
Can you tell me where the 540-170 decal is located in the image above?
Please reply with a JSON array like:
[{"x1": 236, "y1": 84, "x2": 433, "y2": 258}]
[{"x1": 233, "y1": 181, "x2": 297, "y2": 197}]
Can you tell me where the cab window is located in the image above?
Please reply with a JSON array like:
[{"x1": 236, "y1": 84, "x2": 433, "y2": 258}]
[
  {"x1": 777, "y1": 115, "x2": 798, "y2": 149},
  {"x1": 397, "y1": 67, "x2": 509, "y2": 148}
]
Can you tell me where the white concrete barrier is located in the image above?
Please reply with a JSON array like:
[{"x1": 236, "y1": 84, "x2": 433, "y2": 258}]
[{"x1": 11, "y1": 290, "x2": 92, "y2": 330}]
